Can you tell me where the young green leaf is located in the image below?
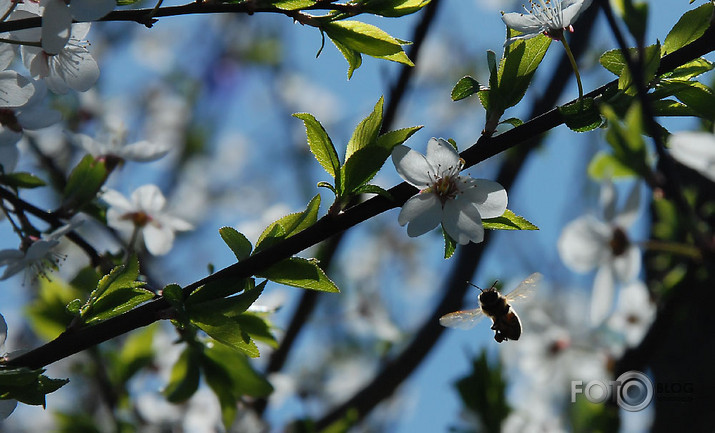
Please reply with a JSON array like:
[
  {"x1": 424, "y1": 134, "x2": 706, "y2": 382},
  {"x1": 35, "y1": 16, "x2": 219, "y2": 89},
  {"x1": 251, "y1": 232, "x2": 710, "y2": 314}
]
[
  {"x1": 201, "y1": 351, "x2": 239, "y2": 429},
  {"x1": 271, "y1": 0, "x2": 316, "y2": 10},
  {"x1": 346, "y1": 96, "x2": 384, "y2": 160},
  {"x1": 62, "y1": 155, "x2": 107, "y2": 211},
  {"x1": 361, "y1": 0, "x2": 431, "y2": 17},
  {"x1": 669, "y1": 80, "x2": 715, "y2": 120},
  {"x1": 186, "y1": 278, "x2": 254, "y2": 306},
  {"x1": 663, "y1": 2, "x2": 713, "y2": 55},
  {"x1": 341, "y1": 145, "x2": 392, "y2": 194},
  {"x1": 351, "y1": 184, "x2": 392, "y2": 199},
  {"x1": 26, "y1": 277, "x2": 83, "y2": 340},
  {"x1": 665, "y1": 58, "x2": 714, "y2": 81},
  {"x1": 258, "y1": 257, "x2": 340, "y2": 293},
  {"x1": 451, "y1": 76, "x2": 481, "y2": 101},
  {"x1": 219, "y1": 226, "x2": 252, "y2": 261},
  {"x1": 191, "y1": 312, "x2": 259, "y2": 357},
  {"x1": 112, "y1": 324, "x2": 157, "y2": 385},
  {"x1": 497, "y1": 33, "x2": 551, "y2": 110},
  {"x1": 442, "y1": 226, "x2": 457, "y2": 259},
  {"x1": 587, "y1": 151, "x2": 639, "y2": 180},
  {"x1": 323, "y1": 20, "x2": 413, "y2": 67},
  {"x1": 558, "y1": 97, "x2": 603, "y2": 132},
  {"x1": 204, "y1": 343, "x2": 274, "y2": 398},
  {"x1": 0, "y1": 172, "x2": 46, "y2": 189},
  {"x1": 375, "y1": 125, "x2": 423, "y2": 149},
  {"x1": 188, "y1": 280, "x2": 265, "y2": 316},
  {"x1": 330, "y1": 36, "x2": 363, "y2": 79},
  {"x1": 482, "y1": 209, "x2": 539, "y2": 231},
  {"x1": 255, "y1": 194, "x2": 321, "y2": 253},
  {"x1": 293, "y1": 113, "x2": 340, "y2": 179},
  {"x1": 163, "y1": 347, "x2": 201, "y2": 403}
]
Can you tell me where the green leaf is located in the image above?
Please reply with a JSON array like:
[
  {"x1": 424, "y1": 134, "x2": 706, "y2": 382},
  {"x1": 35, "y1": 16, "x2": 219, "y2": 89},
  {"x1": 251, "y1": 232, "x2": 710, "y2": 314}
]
[
  {"x1": 81, "y1": 257, "x2": 154, "y2": 325},
  {"x1": 455, "y1": 351, "x2": 510, "y2": 432},
  {"x1": 611, "y1": 0, "x2": 648, "y2": 43},
  {"x1": 374, "y1": 125, "x2": 423, "y2": 149},
  {"x1": 351, "y1": 184, "x2": 393, "y2": 199},
  {"x1": 604, "y1": 44, "x2": 661, "y2": 95},
  {"x1": 271, "y1": 0, "x2": 316, "y2": 10},
  {"x1": 558, "y1": 97, "x2": 603, "y2": 132},
  {"x1": 0, "y1": 172, "x2": 46, "y2": 189},
  {"x1": 499, "y1": 118, "x2": 524, "y2": 128},
  {"x1": 112, "y1": 324, "x2": 157, "y2": 385},
  {"x1": 599, "y1": 49, "x2": 628, "y2": 76},
  {"x1": 26, "y1": 277, "x2": 83, "y2": 340},
  {"x1": 497, "y1": 33, "x2": 551, "y2": 109},
  {"x1": 219, "y1": 226, "x2": 252, "y2": 261},
  {"x1": 63, "y1": 155, "x2": 107, "y2": 211},
  {"x1": 600, "y1": 104, "x2": 650, "y2": 178},
  {"x1": 323, "y1": 20, "x2": 413, "y2": 66},
  {"x1": 255, "y1": 194, "x2": 321, "y2": 252},
  {"x1": 0, "y1": 367, "x2": 44, "y2": 387},
  {"x1": 665, "y1": 57, "x2": 714, "y2": 80},
  {"x1": 330, "y1": 37, "x2": 363, "y2": 79},
  {"x1": 587, "y1": 151, "x2": 639, "y2": 180},
  {"x1": 651, "y1": 99, "x2": 698, "y2": 117},
  {"x1": 189, "y1": 280, "x2": 264, "y2": 316},
  {"x1": 163, "y1": 347, "x2": 201, "y2": 403},
  {"x1": 482, "y1": 209, "x2": 539, "y2": 231},
  {"x1": 234, "y1": 314, "x2": 278, "y2": 349},
  {"x1": 293, "y1": 113, "x2": 340, "y2": 179},
  {"x1": 442, "y1": 226, "x2": 457, "y2": 259},
  {"x1": 204, "y1": 343, "x2": 273, "y2": 397},
  {"x1": 341, "y1": 146, "x2": 392, "y2": 194},
  {"x1": 9, "y1": 375, "x2": 69, "y2": 407},
  {"x1": 670, "y1": 80, "x2": 715, "y2": 120},
  {"x1": 201, "y1": 351, "x2": 239, "y2": 430},
  {"x1": 346, "y1": 96, "x2": 384, "y2": 160},
  {"x1": 663, "y1": 2, "x2": 713, "y2": 55},
  {"x1": 186, "y1": 278, "x2": 254, "y2": 306},
  {"x1": 451, "y1": 76, "x2": 481, "y2": 101},
  {"x1": 361, "y1": 0, "x2": 431, "y2": 17},
  {"x1": 258, "y1": 257, "x2": 340, "y2": 293},
  {"x1": 191, "y1": 312, "x2": 259, "y2": 357}
]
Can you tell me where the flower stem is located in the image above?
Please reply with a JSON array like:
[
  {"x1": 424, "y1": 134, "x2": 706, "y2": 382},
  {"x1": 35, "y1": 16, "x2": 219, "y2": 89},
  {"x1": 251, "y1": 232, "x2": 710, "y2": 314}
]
[
  {"x1": 640, "y1": 240, "x2": 702, "y2": 260},
  {"x1": 560, "y1": 36, "x2": 583, "y2": 100}
]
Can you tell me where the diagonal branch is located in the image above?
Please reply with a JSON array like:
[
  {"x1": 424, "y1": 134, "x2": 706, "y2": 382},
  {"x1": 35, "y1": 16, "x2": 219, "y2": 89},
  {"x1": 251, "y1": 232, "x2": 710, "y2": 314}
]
[{"x1": 5, "y1": 21, "x2": 714, "y2": 371}]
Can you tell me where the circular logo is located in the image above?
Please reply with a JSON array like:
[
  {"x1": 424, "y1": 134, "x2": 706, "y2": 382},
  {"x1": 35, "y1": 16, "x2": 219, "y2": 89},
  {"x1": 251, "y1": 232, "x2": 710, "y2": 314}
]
[{"x1": 616, "y1": 371, "x2": 653, "y2": 412}]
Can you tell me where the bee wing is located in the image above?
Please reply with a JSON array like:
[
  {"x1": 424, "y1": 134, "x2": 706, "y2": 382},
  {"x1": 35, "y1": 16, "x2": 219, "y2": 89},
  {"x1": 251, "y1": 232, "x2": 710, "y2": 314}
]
[
  {"x1": 504, "y1": 272, "x2": 542, "y2": 304},
  {"x1": 439, "y1": 308, "x2": 486, "y2": 330}
]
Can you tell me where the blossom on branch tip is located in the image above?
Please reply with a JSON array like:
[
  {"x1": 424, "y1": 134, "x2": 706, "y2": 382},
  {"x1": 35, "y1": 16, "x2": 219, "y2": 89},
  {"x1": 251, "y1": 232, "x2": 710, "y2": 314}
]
[
  {"x1": 557, "y1": 180, "x2": 641, "y2": 325},
  {"x1": 76, "y1": 118, "x2": 171, "y2": 166},
  {"x1": 501, "y1": 0, "x2": 592, "y2": 46},
  {"x1": 102, "y1": 185, "x2": 193, "y2": 256},
  {"x1": 391, "y1": 138, "x2": 507, "y2": 245}
]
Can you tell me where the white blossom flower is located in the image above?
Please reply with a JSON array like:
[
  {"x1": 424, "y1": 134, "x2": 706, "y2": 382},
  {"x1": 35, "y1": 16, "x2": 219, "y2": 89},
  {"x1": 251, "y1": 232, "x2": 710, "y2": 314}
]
[
  {"x1": 501, "y1": 0, "x2": 592, "y2": 46},
  {"x1": 40, "y1": 0, "x2": 114, "y2": 55},
  {"x1": 391, "y1": 138, "x2": 507, "y2": 244},
  {"x1": 557, "y1": 180, "x2": 641, "y2": 324},
  {"x1": 0, "y1": 43, "x2": 35, "y2": 110},
  {"x1": 21, "y1": 21, "x2": 100, "y2": 94},
  {"x1": 607, "y1": 280, "x2": 655, "y2": 348},
  {"x1": 102, "y1": 185, "x2": 193, "y2": 256},
  {"x1": 668, "y1": 131, "x2": 715, "y2": 183},
  {"x1": 0, "y1": 223, "x2": 76, "y2": 280},
  {"x1": 0, "y1": 79, "x2": 61, "y2": 133},
  {"x1": 0, "y1": 313, "x2": 18, "y2": 419},
  {"x1": 76, "y1": 117, "x2": 171, "y2": 165}
]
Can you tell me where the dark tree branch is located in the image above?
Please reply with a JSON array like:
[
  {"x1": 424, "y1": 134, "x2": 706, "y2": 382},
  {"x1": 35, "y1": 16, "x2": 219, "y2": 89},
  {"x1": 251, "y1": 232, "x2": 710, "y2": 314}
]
[{"x1": 5, "y1": 19, "x2": 714, "y2": 372}]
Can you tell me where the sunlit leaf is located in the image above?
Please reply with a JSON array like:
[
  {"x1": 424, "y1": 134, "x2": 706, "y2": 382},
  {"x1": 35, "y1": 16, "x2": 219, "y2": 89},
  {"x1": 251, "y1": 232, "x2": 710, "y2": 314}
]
[
  {"x1": 663, "y1": 2, "x2": 713, "y2": 55},
  {"x1": 258, "y1": 257, "x2": 339, "y2": 293},
  {"x1": 482, "y1": 209, "x2": 539, "y2": 230}
]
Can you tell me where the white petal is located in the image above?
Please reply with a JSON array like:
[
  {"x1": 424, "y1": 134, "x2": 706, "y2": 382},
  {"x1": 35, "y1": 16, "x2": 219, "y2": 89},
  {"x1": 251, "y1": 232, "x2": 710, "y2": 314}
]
[
  {"x1": 391, "y1": 145, "x2": 434, "y2": 187},
  {"x1": 461, "y1": 178, "x2": 508, "y2": 219},
  {"x1": 24, "y1": 239, "x2": 58, "y2": 261},
  {"x1": 0, "y1": 43, "x2": 15, "y2": 71},
  {"x1": 102, "y1": 189, "x2": 134, "y2": 211},
  {"x1": 669, "y1": 131, "x2": 715, "y2": 182},
  {"x1": 120, "y1": 140, "x2": 171, "y2": 162},
  {"x1": 0, "y1": 249, "x2": 24, "y2": 265},
  {"x1": 143, "y1": 224, "x2": 175, "y2": 255},
  {"x1": 0, "y1": 143, "x2": 19, "y2": 173},
  {"x1": 159, "y1": 214, "x2": 193, "y2": 232},
  {"x1": 69, "y1": 0, "x2": 114, "y2": 21},
  {"x1": 612, "y1": 244, "x2": 641, "y2": 282},
  {"x1": 557, "y1": 215, "x2": 610, "y2": 273},
  {"x1": 591, "y1": 263, "x2": 615, "y2": 325},
  {"x1": 17, "y1": 105, "x2": 62, "y2": 130},
  {"x1": 443, "y1": 199, "x2": 484, "y2": 244},
  {"x1": 132, "y1": 184, "x2": 166, "y2": 213},
  {"x1": 561, "y1": 0, "x2": 591, "y2": 27},
  {"x1": 0, "y1": 71, "x2": 35, "y2": 108},
  {"x1": 41, "y1": 0, "x2": 72, "y2": 55},
  {"x1": 398, "y1": 193, "x2": 441, "y2": 237},
  {"x1": 425, "y1": 138, "x2": 460, "y2": 174},
  {"x1": 76, "y1": 133, "x2": 105, "y2": 156},
  {"x1": 54, "y1": 44, "x2": 100, "y2": 92},
  {"x1": 501, "y1": 12, "x2": 546, "y2": 34},
  {"x1": 599, "y1": 179, "x2": 617, "y2": 222},
  {"x1": 614, "y1": 182, "x2": 641, "y2": 228}
]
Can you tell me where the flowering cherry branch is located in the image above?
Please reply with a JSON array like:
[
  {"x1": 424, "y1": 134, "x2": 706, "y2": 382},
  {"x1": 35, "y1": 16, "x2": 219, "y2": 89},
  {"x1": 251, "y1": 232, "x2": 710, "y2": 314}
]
[{"x1": 6, "y1": 17, "x2": 713, "y2": 374}]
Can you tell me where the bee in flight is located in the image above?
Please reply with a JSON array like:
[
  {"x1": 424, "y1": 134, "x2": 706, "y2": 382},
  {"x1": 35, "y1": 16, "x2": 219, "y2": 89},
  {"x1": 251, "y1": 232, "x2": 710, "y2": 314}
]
[{"x1": 439, "y1": 272, "x2": 542, "y2": 343}]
